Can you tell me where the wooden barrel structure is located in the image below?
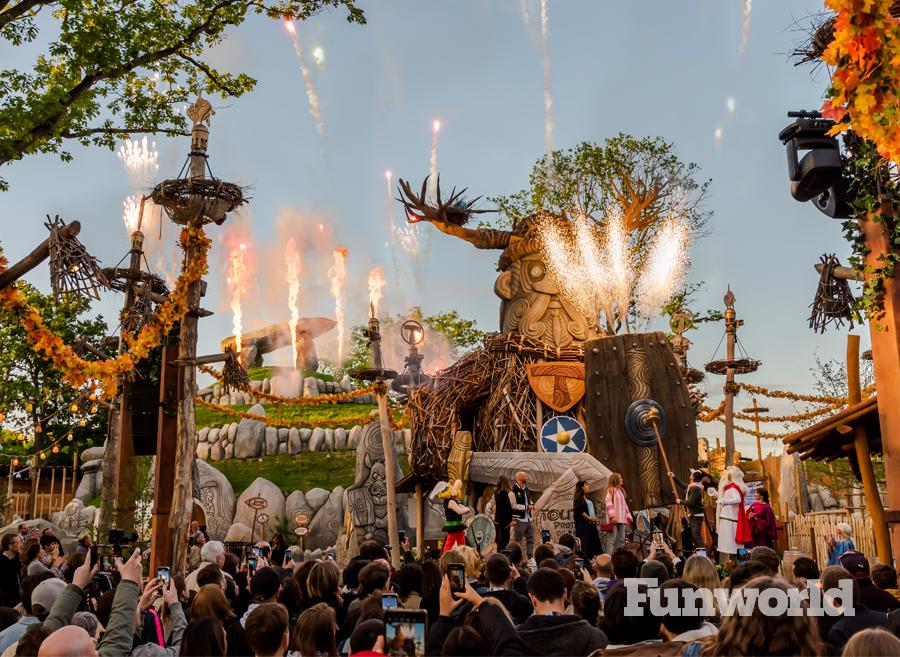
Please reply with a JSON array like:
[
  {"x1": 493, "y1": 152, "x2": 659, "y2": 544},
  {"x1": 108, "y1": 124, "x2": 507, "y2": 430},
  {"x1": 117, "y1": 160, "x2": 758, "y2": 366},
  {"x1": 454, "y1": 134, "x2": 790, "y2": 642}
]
[{"x1": 584, "y1": 331, "x2": 699, "y2": 510}]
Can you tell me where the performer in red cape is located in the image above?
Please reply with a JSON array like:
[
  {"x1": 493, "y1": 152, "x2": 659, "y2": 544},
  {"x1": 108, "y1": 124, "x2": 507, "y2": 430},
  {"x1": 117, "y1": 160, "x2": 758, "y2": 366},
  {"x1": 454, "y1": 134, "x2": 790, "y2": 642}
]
[{"x1": 437, "y1": 479, "x2": 470, "y2": 553}]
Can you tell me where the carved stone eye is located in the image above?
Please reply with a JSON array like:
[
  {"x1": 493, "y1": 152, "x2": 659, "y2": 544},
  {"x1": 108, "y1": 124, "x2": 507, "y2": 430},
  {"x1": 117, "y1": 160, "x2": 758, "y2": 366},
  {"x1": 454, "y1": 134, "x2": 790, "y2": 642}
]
[{"x1": 529, "y1": 264, "x2": 544, "y2": 280}]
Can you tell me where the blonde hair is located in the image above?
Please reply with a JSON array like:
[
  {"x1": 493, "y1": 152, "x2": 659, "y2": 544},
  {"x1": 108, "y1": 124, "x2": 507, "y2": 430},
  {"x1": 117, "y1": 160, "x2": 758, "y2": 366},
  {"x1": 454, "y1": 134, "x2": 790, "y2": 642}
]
[
  {"x1": 439, "y1": 549, "x2": 465, "y2": 574},
  {"x1": 837, "y1": 522, "x2": 853, "y2": 539},
  {"x1": 457, "y1": 546, "x2": 484, "y2": 580},
  {"x1": 842, "y1": 628, "x2": 900, "y2": 657},
  {"x1": 607, "y1": 473, "x2": 623, "y2": 490}
]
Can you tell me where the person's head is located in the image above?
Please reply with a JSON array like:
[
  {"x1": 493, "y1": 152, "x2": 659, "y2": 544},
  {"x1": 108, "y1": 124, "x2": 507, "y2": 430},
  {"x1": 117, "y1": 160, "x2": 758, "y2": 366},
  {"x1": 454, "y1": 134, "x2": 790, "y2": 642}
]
[
  {"x1": 350, "y1": 619, "x2": 384, "y2": 655},
  {"x1": 607, "y1": 473, "x2": 623, "y2": 490},
  {"x1": 200, "y1": 541, "x2": 225, "y2": 567},
  {"x1": 29, "y1": 577, "x2": 66, "y2": 619},
  {"x1": 527, "y1": 568, "x2": 566, "y2": 612},
  {"x1": 17, "y1": 624, "x2": 54, "y2": 656},
  {"x1": 558, "y1": 532, "x2": 577, "y2": 553},
  {"x1": 754, "y1": 488, "x2": 770, "y2": 503},
  {"x1": 64, "y1": 553, "x2": 85, "y2": 584},
  {"x1": 444, "y1": 626, "x2": 488, "y2": 656},
  {"x1": 575, "y1": 480, "x2": 588, "y2": 502},
  {"x1": 2, "y1": 533, "x2": 21, "y2": 554},
  {"x1": 341, "y1": 557, "x2": 368, "y2": 592},
  {"x1": 533, "y1": 544, "x2": 554, "y2": 565},
  {"x1": 690, "y1": 470, "x2": 704, "y2": 483},
  {"x1": 290, "y1": 602, "x2": 336, "y2": 657},
  {"x1": 358, "y1": 561, "x2": 391, "y2": 598},
  {"x1": 594, "y1": 554, "x2": 613, "y2": 579},
  {"x1": 507, "y1": 542, "x2": 524, "y2": 567},
  {"x1": 457, "y1": 546, "x2": 483, "y2": 580},
  {"x1": 250, "y1": 567, "x2": 282, "y2": 603},
  {"x1": 307, "y1": 560, "x2": 340, "y2": 599},
  {"x1": 22, "y1": 538, "x2": 43, "y2": 565},
  {"x1": 485, "y1": 554, "x2": 513, "y2": 587},
  {"x1": 292, "y1": 560, "x2": 316, "y2": 599},
  {"x1": 394, "y1": 563, "x2": 423, "y2": 598},
  {"x1": 837, "y1": 522, "x2": 854, "y2": 540},
  {"x1": 571, "y1": 581, "x2": 601, "y2": 626},
  {"x1": 70, "y1": 612, "x2": 98, "y2": 640},
  {"x1": 420, "y1": 560, "x2": 442, "y2": 598},
  {"x1": 244, "y1": 603, "x2": 289, "y2": 657},
  {"x1": 611, "y1": 548, "x2": 640, "y2": 580},
  {"x1": 193, "y1": 532, "x2": 206, "y2": 547},
  {"x1": 822, "y1": 565, "x2": 861, "y2": 608},
  {"x1": 278, "y1": 577, "x2": 301, "y2": 617},
  {"x1": 179, "y1": 616, "x2": 227, "y2": 657},
  {"x1": 191, "y1": 584, "x2": 236, "y2": 624},
  {"x1": 78, "y1": 534, "x2": 92, "y2": 548},
  {"x1": 601, "y1": 583, "x2": 661, "y2": 645},
  {"x1": 841, "y1": 628, "x2": 900, "y2": 657},
  {"x1": 640, "y1": 559, "x2": 670, "y2": 586},
  {"x1": 728, "y1": 560, "x2": 773, "y2": 590},
  {"x1": 515, "y1": 471, "x2": 527, "y2": 487},
  {"x1": 190, "y1": 520, "x2": 199, "y2": 533},
  {"x1": 0, "y1": 607, "x2": 21, "y2": 632},
  {"x1": 38, "y1": 535, "x2": 59, "y2": 553},
  {"x1": 749, "y1": 546, "x2": 780, "y2": 574},
  {"x1": 714, "y1": 576, "x2": 819, "y2": 656},
  {"x1": 657, "y1": 580, "x2": 707, "y2": 639},
  {"x1": 196, "y1": 563, "x2": 226, "y2": 590},
  {"x1": 791, "y1": 557, "x2": 819, "y2": 583},
  {"x1": 359, "y1": 540, "x2": 388, "y2": 562},
  {"x1": 222, "y1": 552, "x2": 240, "y2": 579},
  {"x1": 20, "y1": 572, "x2": 52, "y2": 615},
  {"x1": 497, "y1": 475, "x2": 511, "y2": 492},
  {"x1": 18, "y1": 524, "x2": 27, "y2": 536},
  {"x1": 871, "y1": 564, "x2": 898, "y2": 591},
  {"x1": 539, "y1": 557, "x2": 560, "y2": 571},
  {"x1": 839, "y1": 550, "x2": 871, "y2": 580},
  {"x1": 683, "y1": 554, "x2": 720, "y2": 593},
  {"x1": 37, "y1": 625, "x2": 97, "y2": 657}
]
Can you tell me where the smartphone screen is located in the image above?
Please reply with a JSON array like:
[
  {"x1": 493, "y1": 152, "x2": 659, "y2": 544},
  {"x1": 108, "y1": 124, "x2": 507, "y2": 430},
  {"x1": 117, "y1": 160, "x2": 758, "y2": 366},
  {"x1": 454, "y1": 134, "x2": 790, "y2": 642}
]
[
  {"x1": 696, "y1": 548, "x2": 707, "y2": 558},
  {"x1": 574, "y1": 558, "x2": 584, "y2": 571},
  {"x1": 250, "y1": 547, "x2": 261, "y2": 558},
  {"x1": 326, "y1": 552, "x2": 335, "y2": 561},
  {"x1": 398, "y1": 530, "x2": 406, "y2": 542},
  {"x1": 156, "y1": 567, "x2": 170, "y2": 586},
  {"x1": 447, "y1": 563, "x2": 465, "y2": 594},
  {"x1": 248, "y1": 556, "x2": 258, "y2": 574},
  {"x1": 384, "y1": 609, "x2": 427, "y2": 657},
  {"x1": 99, "y1": 547, "x2": 115, "y2": 573},
  {"x1": 382, "y1": 592, "x2": 399, "y2": 609},
  {"x1": 541, "y1": 530, "x2": 551, "y2": 543}
]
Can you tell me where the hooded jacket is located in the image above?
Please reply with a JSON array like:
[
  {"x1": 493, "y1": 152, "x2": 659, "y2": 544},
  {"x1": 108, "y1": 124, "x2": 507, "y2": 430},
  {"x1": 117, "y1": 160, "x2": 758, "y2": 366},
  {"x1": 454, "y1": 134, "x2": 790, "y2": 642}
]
[{"x1": 516, "y1": 614, "x2": 608, "y2": 656}]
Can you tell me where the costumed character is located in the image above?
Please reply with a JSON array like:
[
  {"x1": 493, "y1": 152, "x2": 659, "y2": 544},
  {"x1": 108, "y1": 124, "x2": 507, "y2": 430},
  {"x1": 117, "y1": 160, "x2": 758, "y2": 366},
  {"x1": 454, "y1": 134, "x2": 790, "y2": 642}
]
[
  {"x1": 826, "y1": 522, "x2": 855, "y2": 566},
  {"x1": 436, "y1": 479, "x2": 470, "y2": 553},
  {"x1": 709, "y1": 466, "x2": 751, "y2": 562},
  {"x1": 747, "y1": 487, "x2": 777, "y2": 548}
]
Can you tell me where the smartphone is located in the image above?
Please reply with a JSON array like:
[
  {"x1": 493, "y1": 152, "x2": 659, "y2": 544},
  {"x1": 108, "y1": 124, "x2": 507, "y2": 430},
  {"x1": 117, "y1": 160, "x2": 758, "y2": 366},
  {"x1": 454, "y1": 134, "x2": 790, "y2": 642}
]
[
  {"x1": 541, "y1": 530, "x2": 551, "y2": 543},
  {"x1": 247, "y1": 556, "x2": 258, "y2": 574},
  {"x1": 156, "y1": 567, "x2": 170, "y2": 586},
  {"x1": 736, "y1": 548, "x2": 750, "y2": 562},
  {"x1": 695, "y1": 548, "x2": 707, "y2": 558},
  {"x1": 249, "y1": 546, "x2": 261, "y2": 558},
  {"x1": 381, "y1": 592, "x2": 399, "y2": 609},
  {"x1": 652, "y1": 529, "x2": 665, "y2": 550},
  {"x1": 99, "y1": 546, "x2": 115, "y2": 573},
  {"x1": 326, "y1": 551, "x2": 335, "y2": 561},
  {"x1": 398, "y1": 530, "x2": 406, "y2": 543},
  {"x1": 446, "y1": 563, "x2": 466, "y2": 594},
  {"x1": 574, "y1": 558, "x2": 584, "y2": 573},
  {"x1": 384, "y1": 609, "x2": 427, "y2": 657}
]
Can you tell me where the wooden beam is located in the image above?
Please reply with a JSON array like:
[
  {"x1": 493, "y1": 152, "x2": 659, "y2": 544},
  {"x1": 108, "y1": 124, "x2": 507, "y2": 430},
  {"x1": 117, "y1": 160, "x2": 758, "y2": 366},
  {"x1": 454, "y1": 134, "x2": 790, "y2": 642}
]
[
  {"x1": 0, "y1": 221, "x2": 81, "y2": 290},
  {"x1": 150, "y1": 337, "x2": 179, "y2": 572},
  {"x1": 815, "y1": 262, "x2": 864, "y2": 281}
]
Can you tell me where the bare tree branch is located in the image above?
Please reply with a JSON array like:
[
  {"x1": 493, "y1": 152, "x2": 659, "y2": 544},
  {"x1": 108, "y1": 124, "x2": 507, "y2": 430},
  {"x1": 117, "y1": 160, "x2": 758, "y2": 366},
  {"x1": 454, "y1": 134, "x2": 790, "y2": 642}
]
[
  {"x1": 176, "y1": 51, "x2": 243, "y2": 95},
  {"x1": 60, "y1": 126, "x2": 189, "y2": 138},
  {"x1": 0, "y1": 0, "x2": 48, "y2": 31}
]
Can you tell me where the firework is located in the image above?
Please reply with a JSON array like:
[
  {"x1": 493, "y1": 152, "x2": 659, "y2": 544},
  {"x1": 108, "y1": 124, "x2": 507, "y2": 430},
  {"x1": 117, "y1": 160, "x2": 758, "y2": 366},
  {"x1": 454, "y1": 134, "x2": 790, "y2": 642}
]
[
  {"x1": 285, "y1": 18, "x2": 325, "y2": 139},
  {"x1": 540, "y1": 0, "x2": 554, "y2": 160},
  {"x1": 117, "y1": 136, "x2": 159, "y2": 189},
  {"x1": 228, "y1": 244, "x2": 249, "y2": 353},
  {"x1": 312, "y1": 46, "x2": 325, "y2": 67},
  {"x1": 368, "y1": 267, "x2": 386, "y2": 317},
  {"x1": 386, "y1": 169, "x2": 420, "y2": 259},
  {"x1": 429, "y1": 120, "x2": 442, "y2": 201},
  {"x1": 636, "y1": 214, "x2": 689, "y2": 320},
  {"x1": 285, "y1": 238, "x2": 302, "y2": 369},
  {"x1": 604, "y1": 211, "x2": 634, "y2": 330},
  {"x1": 738, "y1": 0, "x2": 752, "y2": 56},
  {"x1": 123, "y1": 195, "x2": 142, "y2": 236},
  {"x1": 328, "y1": 247, "x2": 348, "y2": 366},
  {"x1": 725, "y1": 96, "x2": 737, "y2": 115},
  {"x1": 714, "y1": 127, "x2": 724, "y2": 149}
]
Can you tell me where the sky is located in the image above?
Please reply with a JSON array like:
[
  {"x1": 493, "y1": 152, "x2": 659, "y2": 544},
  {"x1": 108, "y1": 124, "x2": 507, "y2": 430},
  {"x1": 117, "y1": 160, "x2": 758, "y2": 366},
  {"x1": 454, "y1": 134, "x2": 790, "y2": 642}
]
[{"x1": 1, "y1": 1, "x2": 866, "y2": 458}]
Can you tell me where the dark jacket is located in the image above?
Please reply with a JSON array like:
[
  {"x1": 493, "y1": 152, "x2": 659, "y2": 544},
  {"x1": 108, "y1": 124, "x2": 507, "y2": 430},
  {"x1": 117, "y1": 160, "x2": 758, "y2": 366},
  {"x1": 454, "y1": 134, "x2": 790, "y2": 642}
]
[
  {"x1": 826, "y1": 606, "x2": 886, "y2": 651},
  {"x1": 495, "y1": 490, "x2": 513, "y2": 528},
  {"x1": 859, "y1": 578, "x2": 900, "y2": 613},
  {"x1": 683, "y1": 485, "x2": 704, "y2": 516},
  {"x1": 485, "y1": 588, "x2": 534, "y2": 625},
  {"x1": 517, "y1": 614, "x2": 608, "y2": 656},
  {"x1": 0, "y1": 553, "x2": 20, "y2": 607},
  {"x1": 428, "y1": 602, "x2": 525, "y2": 656}
]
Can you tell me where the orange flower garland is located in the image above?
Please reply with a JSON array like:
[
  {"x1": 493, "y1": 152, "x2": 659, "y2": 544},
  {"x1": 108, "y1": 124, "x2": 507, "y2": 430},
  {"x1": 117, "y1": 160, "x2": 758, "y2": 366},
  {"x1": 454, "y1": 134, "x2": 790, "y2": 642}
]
[
  {"x1": 0, "y1": 226, "x2": 211, "y2": 399},
  {"x1": 821, "y1": 0, "x2": 900, "y2": 162}
]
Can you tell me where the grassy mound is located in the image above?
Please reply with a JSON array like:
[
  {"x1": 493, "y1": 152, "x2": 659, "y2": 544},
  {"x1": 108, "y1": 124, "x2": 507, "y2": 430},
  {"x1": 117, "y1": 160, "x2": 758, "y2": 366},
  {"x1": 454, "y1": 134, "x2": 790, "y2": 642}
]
[
  {"x1": 209, "y1": 451, "x2": 359, "y2": 495},
  {"x1": 195, "y1": 403, "x2": 377, "y2": 430}
]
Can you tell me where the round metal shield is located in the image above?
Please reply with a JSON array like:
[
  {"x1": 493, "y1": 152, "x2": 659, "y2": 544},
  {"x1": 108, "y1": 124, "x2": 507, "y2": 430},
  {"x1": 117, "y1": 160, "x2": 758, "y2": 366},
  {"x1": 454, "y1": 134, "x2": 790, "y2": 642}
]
[
  {"x1": 624, "y1": 399, "x2": 666, "y2": 448},
  {"x1": 669, "y1": 309, "x2": 695, "y2": 335},
  {"x1": 539, "y1": 415, "x2": 586, "y2": 453},
  {"x1": 466, "y1": 514, "x2": 496, "y2": 548},
  {"x1": 400, "y1": 320, "x2": 425, "y2": 346}
]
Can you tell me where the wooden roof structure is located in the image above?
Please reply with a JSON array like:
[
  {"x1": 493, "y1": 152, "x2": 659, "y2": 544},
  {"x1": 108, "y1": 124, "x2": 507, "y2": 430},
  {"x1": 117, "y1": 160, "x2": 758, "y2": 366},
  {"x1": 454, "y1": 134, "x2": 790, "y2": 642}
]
[{"x1": 782, "y1": 396, "x2": 881, "y2": 467}]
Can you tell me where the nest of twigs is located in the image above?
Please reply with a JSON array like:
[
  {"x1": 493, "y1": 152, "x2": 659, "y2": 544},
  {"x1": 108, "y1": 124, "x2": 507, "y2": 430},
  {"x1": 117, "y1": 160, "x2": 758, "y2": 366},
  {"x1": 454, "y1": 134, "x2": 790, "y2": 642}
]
[
  {"x1": 102, "y1": 268, "x2": 169, "y2": 295},
  {"x1": 221, "y1": 348, "x2": 251, "y2": 395},
  {"x1": 792, "y1": 4, "x2": 900, "y2": 66},
  {"x1": 704, "y1": 358, "x2": 761, "y2": 376},
  {"x1": 151, "y1": 177, "x2": 245, "y2": 226}
]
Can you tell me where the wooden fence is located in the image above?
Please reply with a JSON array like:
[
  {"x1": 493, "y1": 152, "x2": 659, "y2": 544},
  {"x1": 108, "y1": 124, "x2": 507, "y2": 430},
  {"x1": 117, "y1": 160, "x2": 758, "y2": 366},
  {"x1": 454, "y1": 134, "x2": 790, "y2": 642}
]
[
  {"x1": 8, "y1": 492, "x2": 71, "y2": 521},
  {"x1": 785, "y1": 509, "x2": 877, "y2": 568}
]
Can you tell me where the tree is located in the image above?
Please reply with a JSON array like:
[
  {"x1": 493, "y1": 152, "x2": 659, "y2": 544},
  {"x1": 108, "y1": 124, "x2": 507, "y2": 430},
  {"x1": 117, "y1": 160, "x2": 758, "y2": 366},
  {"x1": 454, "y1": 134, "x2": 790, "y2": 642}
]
[
  {"x1": 0, "y1": 283, "x2": 111, "y2": 462},
  {"x1": 0, "y1": 0, "x2": 364, "y2": 190}
]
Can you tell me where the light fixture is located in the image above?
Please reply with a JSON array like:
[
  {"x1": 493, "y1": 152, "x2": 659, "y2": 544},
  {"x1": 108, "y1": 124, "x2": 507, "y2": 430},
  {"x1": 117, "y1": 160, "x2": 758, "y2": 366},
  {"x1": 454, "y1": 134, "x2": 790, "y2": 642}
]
[
  {"x1": 11, "y1": 458, "x2": 18, "y2": 467},
  {"x1": 51, "y1": 445, "x2": 59, "y2": 454},
  {"x1": 34, "y1": 424, "x2": 42, "y2": 434},
  {"x1": 90, "y1": 405, "x2": 98, "y2": 414},
  {"x1": 70, "y1": 403, "x2": 79, "y2": 413},
  {"x1": 66, "y1": 432, "x2": 73, "y2": 442},
  {"x1": 79, "y1": 420, "x2": 86, "y2": 427},
  {"x1": 39, "y1": 452, "x2": 46, "y2": 460}
]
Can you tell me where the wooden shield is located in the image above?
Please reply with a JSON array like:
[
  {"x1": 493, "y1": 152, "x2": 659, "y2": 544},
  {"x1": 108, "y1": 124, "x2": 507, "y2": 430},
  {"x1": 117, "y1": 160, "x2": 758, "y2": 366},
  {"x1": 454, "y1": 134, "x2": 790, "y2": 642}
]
[{"x1": 526, "y1": 362, "x2": 585, "y2": 412}]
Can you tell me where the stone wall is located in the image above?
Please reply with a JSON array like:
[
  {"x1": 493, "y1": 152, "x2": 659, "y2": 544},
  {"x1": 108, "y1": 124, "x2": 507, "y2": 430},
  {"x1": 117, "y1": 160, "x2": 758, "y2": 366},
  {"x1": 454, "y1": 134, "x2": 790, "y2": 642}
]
[{"x1": 197, "y1": 374, "x2": 377, "y2": 407}]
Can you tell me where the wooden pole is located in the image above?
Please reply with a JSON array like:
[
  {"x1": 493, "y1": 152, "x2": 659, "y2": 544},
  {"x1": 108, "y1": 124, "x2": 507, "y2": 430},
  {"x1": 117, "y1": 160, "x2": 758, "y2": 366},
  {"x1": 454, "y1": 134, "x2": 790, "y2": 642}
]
[
  {"x1": 6, "y1": 464, "x2": 15, "y2": 525},
  {"x1": 150, "y1": 336, "x2": 179, "y2": 572},
  {"x1": 724, "y1": 293, "x2": 737, "y2": 467},
  {"x1": 60, "y1": 468, "x2": 66, "y2": 507},
  {"x1": 847, "y1": 334, "x2": 891, "y2": 563},
  {"x1": 0, "y1": 221, "x2": 81, "y2": 291},
  {"x1": 49, "y1": 468, "x2": 55, "y2": 514},
  {"x1": 377, "y1": 392, "x2": 400, "y2": 569},
  {"x1": 415, "y1": 482, "x2": 425, "y2": 560},
  {"x1": 72, "y1": 451, "x2": 78, "y2": 503}
]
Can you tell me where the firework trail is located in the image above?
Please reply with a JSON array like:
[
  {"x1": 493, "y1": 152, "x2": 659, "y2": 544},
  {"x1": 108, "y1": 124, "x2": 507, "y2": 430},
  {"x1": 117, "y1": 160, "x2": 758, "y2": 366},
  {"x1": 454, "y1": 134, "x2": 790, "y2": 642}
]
[
  {"x1": 540, "y1": 0, "x2": 554, "y2": 162},
  {"x1": 428, "y1": 120, "x2": 441, "y2": 201},
  {"x1": 123, "y1": 195, "x2": 142, "y2": 236},
  {"x1": 738, "y1": 0, "x2": 752, "y2": 56},
  {"x1": 285, "y1": 18, "x2": 325, "y2": 139},
  {"x1": 228, "y1": 244, "x2": 249, "y2": 353},
  {"x1": 636, "y1": 214, "x2": 689, "y2": 320},
  {"x1": 117, "y1": 136, "x2": 158, "y2": 189},
  {"x1": 285, "y1": 237, "x2": 302, "y2": 369},
  {"x1": 368, "y1": 267, "x2": 386, "y2": 317},
  {"x1": 328, "y1": 247, "x2": 348, "y2": 366}
]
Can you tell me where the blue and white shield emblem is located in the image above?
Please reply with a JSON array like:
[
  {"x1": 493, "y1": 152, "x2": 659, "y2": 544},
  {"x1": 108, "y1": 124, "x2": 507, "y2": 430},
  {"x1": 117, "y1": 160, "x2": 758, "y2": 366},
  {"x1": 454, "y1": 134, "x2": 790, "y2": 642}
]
[{"x1": 539, "y1": 415, "x2": 586, "y2": 453}]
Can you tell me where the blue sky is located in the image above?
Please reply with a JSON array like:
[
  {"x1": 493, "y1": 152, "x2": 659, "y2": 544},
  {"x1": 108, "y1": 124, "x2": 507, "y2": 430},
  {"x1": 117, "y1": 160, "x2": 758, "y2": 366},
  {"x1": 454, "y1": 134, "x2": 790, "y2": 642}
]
[{"x1": 1, "y1": 1, "x2": 864, "y2": 457}]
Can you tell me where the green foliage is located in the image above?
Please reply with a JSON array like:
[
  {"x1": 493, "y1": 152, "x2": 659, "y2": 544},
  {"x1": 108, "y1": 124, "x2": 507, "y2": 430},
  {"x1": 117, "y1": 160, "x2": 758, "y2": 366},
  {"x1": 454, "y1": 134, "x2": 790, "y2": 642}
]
[
  {"x1": 841, "y1": 137, "x2": 900, "y2": 325},
  {"x1": 0, "y1": 0, "x2": 365, "y2": 190},
  {"x1": 194, "y1": 402, "x2": 376, "y2": 429},
  {"x1": 491, "y1": 134, "x2": 710, "y2": 241},
  {"x1": 0, "y1": 283, "x2": 110, "y2": 460},
  {"x1": 414, "y1": 307, "x2": 484, "y2": 356},
  {"x1": 659, "y1": 282, "x2": 725, "y2": 340},
  {"x1": 209, "y1": 451, "x2": 358, "y2": 495}
]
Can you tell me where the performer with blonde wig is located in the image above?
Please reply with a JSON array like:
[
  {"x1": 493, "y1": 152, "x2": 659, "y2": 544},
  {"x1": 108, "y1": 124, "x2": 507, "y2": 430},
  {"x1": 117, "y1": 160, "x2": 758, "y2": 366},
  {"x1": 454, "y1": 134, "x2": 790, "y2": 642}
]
[{"x1": 709, "y1": 466, "x2": 751, "y2": 562}]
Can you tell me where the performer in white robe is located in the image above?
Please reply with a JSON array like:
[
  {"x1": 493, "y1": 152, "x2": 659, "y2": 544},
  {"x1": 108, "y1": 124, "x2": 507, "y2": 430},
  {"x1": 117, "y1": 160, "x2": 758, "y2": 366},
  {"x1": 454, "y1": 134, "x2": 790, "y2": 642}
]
[{"x1": 709, "y1": 466, "x2": 748, "y2": 562}]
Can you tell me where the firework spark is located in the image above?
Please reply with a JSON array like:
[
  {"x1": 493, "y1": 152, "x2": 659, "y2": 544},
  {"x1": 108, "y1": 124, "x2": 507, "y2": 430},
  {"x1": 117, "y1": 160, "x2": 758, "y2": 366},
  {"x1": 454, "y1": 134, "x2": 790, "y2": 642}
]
[
  {"x1": 285, "y1": 238, "x2": 302, "y2": 369},
  {"x1": 117, "y1": 136, "x2": 159, "y2": 188},
  {"x1": 328, "y1": 247, "x2": 348, "y2": 366},
  {"x1": 738, "y1": 0, "x2": 752, "y2": 56},
  {"x1": 228, "y1": 244, "x2": 249, "y2": 353},
  {"x1": 636, "y1": 214, "x2": 689, "y2": 320},
  {"x1": 285, "y1": 18, "x2": 325, "y2": 138},
  {"x1": 604, "y1": 211, "x2": 634, "y2": 330},
  {"x1": 540, "y1": 0, "x2": 554, "y2": 160},
  {"x1": 123, "y1": 195, "x2": 142, "y2": 236},
  {"x1": 368, "y1": 267, "x2": 386, "y2": 317},
  {"x1": 714, "y1": 127, "x2": 723, "y2": 149},
  {"x1": 429, "y1": 120, "x2": 442, "y2": 201},
  {"x1": 725, "y1": 96, "x2": 737, "y2": 115},
  {"x1": 312, "y1": 46, "x2": 325, "y2": 67},
  {"x1": 386, "y1": 169, "x2": 420, "y2": 259}
]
